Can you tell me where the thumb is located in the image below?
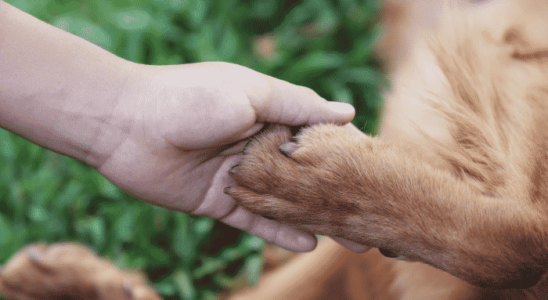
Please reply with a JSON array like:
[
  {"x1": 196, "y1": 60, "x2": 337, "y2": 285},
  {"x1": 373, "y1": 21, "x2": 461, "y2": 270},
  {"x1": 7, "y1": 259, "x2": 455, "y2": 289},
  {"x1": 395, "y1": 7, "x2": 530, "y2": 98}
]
[{"x1": 246, "y1": 73, "x2": 355, "y2": 126}]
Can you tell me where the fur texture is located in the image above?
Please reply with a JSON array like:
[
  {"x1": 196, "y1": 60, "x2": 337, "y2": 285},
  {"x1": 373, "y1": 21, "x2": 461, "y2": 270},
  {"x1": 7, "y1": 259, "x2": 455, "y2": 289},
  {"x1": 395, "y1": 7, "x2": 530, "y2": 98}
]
[
  {"x1": 228, "y1": 0, "x2": 548, "y2": 298},
  {"x1": 4, "y1": 1, "x2": 548, "y2": 299},
  {"x1": 0, "y1": 243, "x2": 161, "y2": 300}
]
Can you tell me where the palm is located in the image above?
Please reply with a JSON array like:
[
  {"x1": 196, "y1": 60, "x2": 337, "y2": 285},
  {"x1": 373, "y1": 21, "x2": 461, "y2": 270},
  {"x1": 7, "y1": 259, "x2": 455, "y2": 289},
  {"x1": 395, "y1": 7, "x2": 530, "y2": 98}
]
[{"x1": 92, "y1": 61, "x2": 361, "y2": 252}]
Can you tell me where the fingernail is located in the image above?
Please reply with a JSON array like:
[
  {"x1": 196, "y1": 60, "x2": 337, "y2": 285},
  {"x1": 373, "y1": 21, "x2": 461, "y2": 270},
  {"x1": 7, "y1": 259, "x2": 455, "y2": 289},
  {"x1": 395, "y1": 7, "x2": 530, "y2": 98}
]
[
  {"x1": 279, "y1": 227, "x2": 317, "y2": 252},
  {"x1": 228, "y1": 164, "x2": 240, "y2": 175},
  {"x1": 27, "y1": 248, "x2": 43, "y2": 262},
  {"x1": 123, "y1": 278, "x2": 134, "y2": 299},
  {"x1": 292, "y1": 234, "x2": 317, "y2": 253},
  {"x1": 331, "y1": 236, "x2": 371, "y2": 253},
  {"x1": 327, "y1": 102, "x2": 355, "y2": 120},
  {"x1": 223, "y1": 187, "x2": 232, "y2": 195}
]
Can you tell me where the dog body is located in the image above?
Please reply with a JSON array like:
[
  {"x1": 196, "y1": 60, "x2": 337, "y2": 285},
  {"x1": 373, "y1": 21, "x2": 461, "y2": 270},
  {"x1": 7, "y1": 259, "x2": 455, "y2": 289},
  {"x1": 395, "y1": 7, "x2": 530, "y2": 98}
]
[
  {"x1": 382, "y1": 1, "x2": 548, "y2": 298},
  {"x1": 229, "y1": 0, "x2": 548, "y2": 298},
  {"x1": 0, "y1": 243, "x2": 161, "y2": 300},
  {"x1": 4, "y1": 1, "x2": 548, "y2": 299}
]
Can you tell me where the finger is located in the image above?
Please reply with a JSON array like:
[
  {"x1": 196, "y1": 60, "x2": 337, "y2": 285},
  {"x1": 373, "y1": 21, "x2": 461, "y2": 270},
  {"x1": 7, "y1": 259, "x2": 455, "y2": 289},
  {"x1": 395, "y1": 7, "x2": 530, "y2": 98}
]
[
  {"x1": 343, "y1": 122, "x2": 366, "y2": 135},
  {"x1": 231, "y1": 122, "x2": 265, "y2": 141},
  {"x1": 190, "y1": 156, "x2": 242, "y2": 219},
  {"x1": 245, "y1": 73, "x2": 355, "y2": 126},
  {"x1": 330, "y1": 236, "x2": 371, "y2": 253},
  {"x1": 218, "y1": 139, "x2": 249, "y2": 156},
  {"x1": 221, "y1": 206, "x2": 317, "y2": 252}
]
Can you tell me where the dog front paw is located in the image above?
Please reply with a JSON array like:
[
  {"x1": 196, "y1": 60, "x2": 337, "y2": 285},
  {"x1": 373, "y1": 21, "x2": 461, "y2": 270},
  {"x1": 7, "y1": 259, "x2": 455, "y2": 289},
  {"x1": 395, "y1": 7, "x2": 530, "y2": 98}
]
[
  {"x1": 0, "y1": 243, "x2": 161, "y2": 300},
  {"x1": 227, "y1": 124, "x2": 367, "y2": 235}
]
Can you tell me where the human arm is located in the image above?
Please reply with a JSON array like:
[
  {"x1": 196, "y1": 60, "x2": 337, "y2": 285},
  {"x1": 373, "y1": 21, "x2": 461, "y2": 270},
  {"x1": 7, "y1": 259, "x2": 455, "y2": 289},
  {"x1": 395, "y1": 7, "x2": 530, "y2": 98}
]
[
  {"x1": 0, "y1": 1, "x2": 361, "y2": 252},
  {"x1": 0, "y1": 0, "x2": 133, "y2": 163}
]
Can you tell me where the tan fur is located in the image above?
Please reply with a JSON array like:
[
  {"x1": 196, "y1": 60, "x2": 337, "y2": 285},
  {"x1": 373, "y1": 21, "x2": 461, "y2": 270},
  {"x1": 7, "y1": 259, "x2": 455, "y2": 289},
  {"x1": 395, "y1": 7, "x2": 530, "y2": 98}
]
[
  {"x1": 4, "y1": 1, "x2": 548, "y2": 299},
  {"x1": 229, "y1": 0, "x2": 548, "y2": 298},
  {"x1": 0, "y1": 243, "x2": 161, "y2": 300},
  {"x1": 232, "y1": 240, "x2": 397, "y2": 300}
]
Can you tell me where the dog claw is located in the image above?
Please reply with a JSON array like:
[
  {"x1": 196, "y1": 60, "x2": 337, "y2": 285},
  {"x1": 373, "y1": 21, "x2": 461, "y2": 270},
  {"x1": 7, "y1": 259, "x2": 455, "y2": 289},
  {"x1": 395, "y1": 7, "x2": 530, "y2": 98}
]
[
  {"x1": 279, "y1": 142, "x2": 299, "y2": 156},
  {"x1": 228, "y1": 164, "x2": 240, "y2": 175},
  {"x1": 379, "y1": 248, "x2": 400, "y2": 258},
  {"x1": 242, "y1": 139, "x2": 254, "y2": 155}
]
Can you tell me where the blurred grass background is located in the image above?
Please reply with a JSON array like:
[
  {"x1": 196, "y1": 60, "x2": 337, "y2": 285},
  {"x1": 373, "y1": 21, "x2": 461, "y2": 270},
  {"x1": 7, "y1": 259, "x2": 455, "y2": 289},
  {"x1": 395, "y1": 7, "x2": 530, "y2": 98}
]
[{"x1": 0, "y1": 0, "x2": 384, "y2": 299}]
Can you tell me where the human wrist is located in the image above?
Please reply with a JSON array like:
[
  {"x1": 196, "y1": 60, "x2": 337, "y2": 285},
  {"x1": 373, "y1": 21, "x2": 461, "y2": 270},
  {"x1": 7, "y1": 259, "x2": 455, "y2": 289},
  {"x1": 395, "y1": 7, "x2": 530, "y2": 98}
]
[
  {"x1": 80, "y1": 60, "x2": 147, "y2": 168},
  {"x1": 0, "y1": 55, "x2": 136, "y2": 167},
  {"x1": 0, "y1": 1, "x2": 139, "y2": 166}
]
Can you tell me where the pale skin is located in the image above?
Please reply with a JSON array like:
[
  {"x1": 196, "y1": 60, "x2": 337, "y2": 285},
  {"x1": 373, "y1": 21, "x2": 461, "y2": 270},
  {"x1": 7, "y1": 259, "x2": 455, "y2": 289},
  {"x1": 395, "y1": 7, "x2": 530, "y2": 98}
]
[{"x1": 0, "y1": 1, "x2": 368, "y2": 252}]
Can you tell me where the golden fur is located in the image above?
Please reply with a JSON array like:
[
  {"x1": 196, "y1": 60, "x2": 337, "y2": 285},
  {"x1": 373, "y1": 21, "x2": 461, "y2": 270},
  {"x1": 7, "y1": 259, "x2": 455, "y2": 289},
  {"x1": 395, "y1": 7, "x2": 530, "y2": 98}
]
[
  {"x1": 4, "y1": 1, "x2": 548, "y2": 299},
  {"x1": 228, "y1": 0, "x2": 548, "y2": 299},
  {"x1": 0, "y1": 243, "x2": 161, "y2": 300}
]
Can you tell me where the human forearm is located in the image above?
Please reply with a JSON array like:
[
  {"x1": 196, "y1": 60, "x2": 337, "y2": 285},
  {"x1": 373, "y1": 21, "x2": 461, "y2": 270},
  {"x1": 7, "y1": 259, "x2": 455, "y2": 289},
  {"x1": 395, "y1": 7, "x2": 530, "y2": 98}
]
[
  {"x1": 0, "y1": 1, "x2": 361, "y2": 254},
  {"x1": 0, "y1": 1, "x2": 135, "y2": 165}
]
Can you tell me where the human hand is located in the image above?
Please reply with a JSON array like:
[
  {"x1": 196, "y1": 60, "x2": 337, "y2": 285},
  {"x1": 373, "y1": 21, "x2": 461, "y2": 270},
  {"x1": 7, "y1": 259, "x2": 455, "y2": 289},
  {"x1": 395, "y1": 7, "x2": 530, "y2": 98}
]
[
  {"x1": 0, "y1": 2, "x2": 364, "y2": 252},
  {"x1": 90, "y1": 62, "x2": 358, "y2": 252}
]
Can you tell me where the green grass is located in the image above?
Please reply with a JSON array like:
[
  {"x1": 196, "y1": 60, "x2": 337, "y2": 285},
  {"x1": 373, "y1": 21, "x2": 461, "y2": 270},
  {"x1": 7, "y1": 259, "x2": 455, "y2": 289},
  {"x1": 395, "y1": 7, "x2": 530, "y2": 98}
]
[{"x1": 0, "y1": 0, "x2": 384, "y2": 299}]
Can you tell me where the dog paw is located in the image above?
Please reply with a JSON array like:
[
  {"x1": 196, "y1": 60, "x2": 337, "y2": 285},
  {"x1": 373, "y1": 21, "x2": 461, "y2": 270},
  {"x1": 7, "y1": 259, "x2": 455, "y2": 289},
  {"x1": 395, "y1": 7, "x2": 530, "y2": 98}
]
[
  {"x1": 0, "y1": 243, "x2": 161, "y2": 300},
  {"x1": 227, "y1": 124, "x2": 366, "y2": 235}
]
